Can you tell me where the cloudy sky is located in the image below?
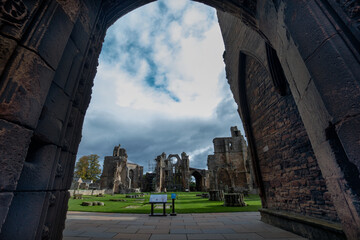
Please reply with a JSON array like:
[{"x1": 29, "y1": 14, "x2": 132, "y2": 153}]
[{"x1": 76, "y1": 0, "x2": 245, "y2": 171}]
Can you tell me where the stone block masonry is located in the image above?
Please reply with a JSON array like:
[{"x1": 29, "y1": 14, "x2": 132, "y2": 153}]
[{"x1": 207, "y1": 126, "x2": 254, "y2": 193}]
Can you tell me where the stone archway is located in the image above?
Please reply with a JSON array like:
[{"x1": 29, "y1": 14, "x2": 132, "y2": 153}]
[
  {"x1": 0, "y1": 1, "x2": 359, "y2": 239},
  {"x1": 189, "y1": 168, "x2": 207, "y2": 191},
  {"x1": 190, "y1": 171, "x2": 203, "y2": 191},
  {"x1": 167, "y1": 154, "x2": 181, "y2": 165}
]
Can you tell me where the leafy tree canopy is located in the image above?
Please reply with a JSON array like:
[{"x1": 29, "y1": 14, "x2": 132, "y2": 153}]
[{"x1": 74, "y1": 154, "x2": 101, "y2": 181}]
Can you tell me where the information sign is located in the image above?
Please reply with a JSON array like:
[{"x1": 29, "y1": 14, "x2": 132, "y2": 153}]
[
  {"x1": 149, "y1": 194, "x2": 167, "y2": 203},
  {"x1": 171, "y1": 193, "x2": 176, "y2": 199}
]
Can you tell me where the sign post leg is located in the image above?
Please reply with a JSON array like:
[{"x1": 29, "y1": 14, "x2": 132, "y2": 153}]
[
  {"x1": 150, "y1": 203, "x2": 154, "y2": 216},
  {"x1": 170, "y1": 199, "x2": 177, "y2": 216}
]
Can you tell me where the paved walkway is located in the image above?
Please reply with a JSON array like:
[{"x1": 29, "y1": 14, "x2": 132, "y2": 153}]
[{"x1": 64, "y1": 211, "x2": 307, "y2": 240}]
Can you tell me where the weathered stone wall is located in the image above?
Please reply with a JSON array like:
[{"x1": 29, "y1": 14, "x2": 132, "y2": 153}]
[
  {"x1": 207, "y1": 126, "x2": 253, "y2": 192},
  {"x1": 154, "y1": 152, "x2": 191, "y2": 192},
  {"x1": 153, "y1": 152, "x2": 208, "y2": 192},
  {"x1": 244, "y1": 55, "x2": 339, "y2": 221},
  {"x1": 100, "y1": 145, "x2": 143, "y2": 193},
  {"x1": 217, "y1": 2, "x2": 360, "y2": 237},
  {"x1": 0, "y1": 1, "x2": 104, "y2": 239},
  {"x1": 100, "y1": 156, "x2": 127, "y2": 191},
  {"x1": 128, "y1": 163, "x2": 143, "y2": 189}
]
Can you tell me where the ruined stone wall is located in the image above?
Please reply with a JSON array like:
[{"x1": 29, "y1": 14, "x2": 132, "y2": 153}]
[
  {"x1": 100, "y1": 156, "x2": 126, "y2": 191},
  {"x1": 154, "y1": 152, "x2": 191, "y2": 192},
  {"x1": 154, "y1": 153, "x2": 166, "y2": 192},
  {"x1": 127, "y1": 163, "x2": 143, "y2": 189},
  {"x1": 153, "y1": 152, "x2": 210, "y2": 192},
  {"x1": 207, "y1": 127, "x2": 252, "y2": 192},
  {"x1": 100, "y1": 145, "x2": 143, "y2": 193}
]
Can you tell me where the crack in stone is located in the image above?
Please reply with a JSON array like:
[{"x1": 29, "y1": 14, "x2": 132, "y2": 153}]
[{"x1": 305, "y1": 32, "x2": 339, "y2": 63}]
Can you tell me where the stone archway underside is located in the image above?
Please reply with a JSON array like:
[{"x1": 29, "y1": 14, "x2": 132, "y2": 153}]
[{"x1": 0, "y1": 0, "x2": 359, "y2": 239}]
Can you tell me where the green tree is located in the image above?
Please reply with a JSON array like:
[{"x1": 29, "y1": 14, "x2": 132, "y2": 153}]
[{"x1": 74, "y1": 154, "x2": 101, "y2": 181}]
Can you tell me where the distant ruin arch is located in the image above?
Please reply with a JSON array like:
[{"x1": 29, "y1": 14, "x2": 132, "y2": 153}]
[
  {"x1": 167, "y1": 154, "x2": 181, "y2": 165},
  {"x1": 190, "y1": 171, "x2": 202, "y2": 191},
  {"x1": 0, "y1": 1, "x2": 359, "y2": 239},
  {"x1": 189, "y1": 168, "x2": 207, "y2": 192}
]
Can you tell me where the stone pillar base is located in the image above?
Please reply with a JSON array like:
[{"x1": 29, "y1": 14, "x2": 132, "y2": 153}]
[
  {"x1": 208, "y1": 190, "x2": 224, "y2": 201},
  {"x1": 259, "y1": 208, "x2": 346, "y2": 240},
  {"x1": 224, "y1": 193, "x2": 246, "y2": 207}
]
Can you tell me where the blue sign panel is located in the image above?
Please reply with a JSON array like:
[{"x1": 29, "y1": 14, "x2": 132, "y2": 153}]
[{"x1": 171, "y1": 193, "x2": 176, "y2": 199}]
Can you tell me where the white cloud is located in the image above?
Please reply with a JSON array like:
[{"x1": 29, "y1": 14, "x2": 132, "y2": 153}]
[
  {"x1": 97, "y1": 0, "x2": 226, "y2": 119},
  {"x1": 163, "y1": 0, "x2": 188, "y2": 12},
  {"x1": 169, "y1": 21, "x2": 182, "y2": 43},
  {"x1": 188, "y1": 145, "x2": 213, "y2": 162},
  {"x1": 183, "y1": 5, "x2": 208, "y2": 27}
]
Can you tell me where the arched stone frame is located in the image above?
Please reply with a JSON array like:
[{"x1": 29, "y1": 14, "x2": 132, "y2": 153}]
[
  {"x1": 0, "y1": 0, "x2": 358, "y2": 239},
  {"x1": 189, "y1": 168, "x2": 207, "y2": 191},
  {"x1": 165, "y1": 153, "x2": 191, "y2": 191},
  {"x1": 190, "y1": 171, "x2": 203, "y2": 191},
  {"x1": 167, "y1": 154, "x2": 181, "y2": 166}
]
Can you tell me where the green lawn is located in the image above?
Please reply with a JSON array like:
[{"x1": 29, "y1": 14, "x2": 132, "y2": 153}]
[{"x1": 68, "y1": 192, "x2": 261, "y2": 214}]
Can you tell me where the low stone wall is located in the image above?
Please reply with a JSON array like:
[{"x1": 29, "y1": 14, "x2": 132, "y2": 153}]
[
  {"x1": 260, "y1": 209, "x2": 346, "y2": 240},
  {"x1": 69, "y1": 189, "x2": 113, "y2": 196}
]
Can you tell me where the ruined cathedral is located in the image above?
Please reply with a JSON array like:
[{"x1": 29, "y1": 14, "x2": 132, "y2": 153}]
[
  {"x1": 151, "y1": 127, "x2": 252, "y2": 193},
  {"x1": 153, "y1": 152, "x2": 209, "y2": 192},
  {"x1": 207, "y1": 126, "x2": 254, "y2": 193},
  {"x1": 100, "y1": 145, "x2": 143, "y2": 193}
]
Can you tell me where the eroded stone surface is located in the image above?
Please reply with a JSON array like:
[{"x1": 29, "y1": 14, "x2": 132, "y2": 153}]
[
  {"x1": 56, "y1": 0, "x2": 81, "y2": 23},
  {"x1": 0, "y1": 36, "x2": 17, "y2": 76},
  {"x1": 0, "y1": 119, "x2": 32, "y2": 191},
  {"x1": 0, "y1": 47, "x2": 54, "y2": 129}
]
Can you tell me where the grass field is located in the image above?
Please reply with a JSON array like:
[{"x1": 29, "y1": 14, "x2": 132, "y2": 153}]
[{"x1": 68, "y1": 192, "x2": 261, "y2": 214}]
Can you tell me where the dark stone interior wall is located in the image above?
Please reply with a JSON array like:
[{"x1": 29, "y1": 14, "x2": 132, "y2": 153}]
[
  {"x1": 244, "y1": 56, "x2": 339, "y2": 222},
  {"x1": 0, "y1": 1, "x2": 105, "y2": 239},
  {"x1": 218, "y1": 1, "x2": 360, "y2": 237}
]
